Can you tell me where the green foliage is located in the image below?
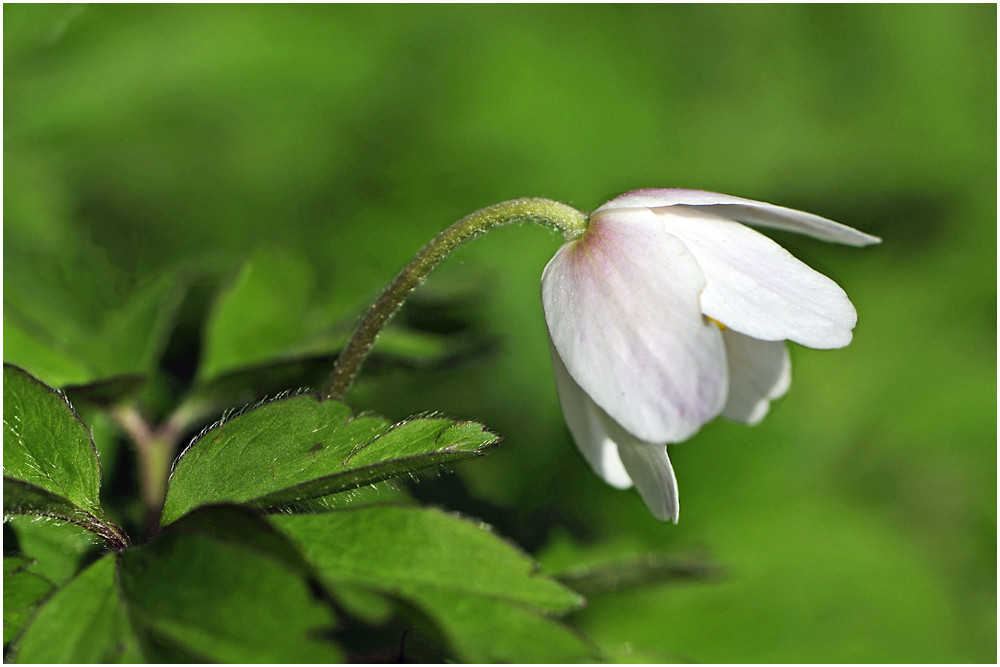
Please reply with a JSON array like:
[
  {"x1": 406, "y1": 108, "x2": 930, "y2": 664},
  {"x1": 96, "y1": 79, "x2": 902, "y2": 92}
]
[
  {"x1": 7, "y1": 517, "x2": 98, "y2": 585},
  {"x1": 116, "y1": 518, "x2": 342, "y2": 662},
  {"x1": 3, "y1": 365, "x2": 102, "y2": 515},
  {"x1": 3, "y1": 4, "x2": 995, "y2": 663},
  {"x1": 160, "y1": 395, "x2": 499, "y2": 525},
  {"x1": 9, "y1": 530, "x2": 337, "y2": 663},
  {"x1": 3, "y1": 368, "x2": 574, "y2": 662},
  {"x1": 272, "y1": 506, "x2": 596, "y2": 662},
  {"x1": 199, "y1": 248, "x2": 325, "y2": 382},
  {"x1": 10, "y1": 555, "x2": 141, "y2": 663},
  {"x1": 274, "y1": 505, "x2": 582, "y2": 612},
  {"x1": 3, "y1": 365, "x2": 127, "y2": 548},
  {"x1": 3, "y1": 560, "x2": 56, "y2": 645},
  {"x1": 3, "y1": 261, "x2": 183, "y2": 397}
]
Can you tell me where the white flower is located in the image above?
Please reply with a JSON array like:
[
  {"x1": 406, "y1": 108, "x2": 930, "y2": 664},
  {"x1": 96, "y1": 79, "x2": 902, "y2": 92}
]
[{"x1": 541, "y1": 189, "x2": 880, "y2": 522}]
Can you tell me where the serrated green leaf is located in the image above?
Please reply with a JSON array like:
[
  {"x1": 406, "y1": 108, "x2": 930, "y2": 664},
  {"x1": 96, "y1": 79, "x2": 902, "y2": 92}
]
[
  {"x1": 11, "y1": 555, "x2": 141, "y2": 662},
  {"x1": 272, "y1": 506, "x2": 591, "y2": 662},
  {"x1": 3, "y1": 479, "x2": 87, "y2": 524},
  {"x1": 2, "y1": 365, "x2": 126, "y2": 547},
  {"x1": 3, "y1": 365, "x2": 102, "y2": 513},
  {"x1": 272, "y1": 506, "x2": 583, "y2": 613},
  {"x1": 118, "y1": 518, "x2": 342, "y2": 663},
  {"x1": 160, "y1": 394, "x2": 500, "y2": 525}
]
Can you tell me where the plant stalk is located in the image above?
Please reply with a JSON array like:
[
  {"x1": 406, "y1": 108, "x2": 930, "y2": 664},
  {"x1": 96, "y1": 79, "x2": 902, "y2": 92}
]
[
  {"x1": 113, "y1": 400, "x2": 207, "y2": 533},
  {"x1": 321, "y1": 197, "x2": 587, "y2": 400}
]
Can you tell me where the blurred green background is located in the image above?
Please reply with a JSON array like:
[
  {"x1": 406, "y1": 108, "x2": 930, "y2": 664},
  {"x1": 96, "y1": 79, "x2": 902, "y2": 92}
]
[{"x1": 4, "y1": 4, "x2": 995, "y2": 662}]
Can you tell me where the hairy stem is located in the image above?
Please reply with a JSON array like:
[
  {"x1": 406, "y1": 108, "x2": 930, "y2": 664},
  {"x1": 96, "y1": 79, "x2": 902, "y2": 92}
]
[{"x1": 321, "y1": 198, "x2": 587, "y2": 400}]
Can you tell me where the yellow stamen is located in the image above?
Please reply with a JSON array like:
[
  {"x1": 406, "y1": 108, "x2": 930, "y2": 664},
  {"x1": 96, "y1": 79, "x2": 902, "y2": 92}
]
[{"x1": 706, "y1": 316, "x2": 727, "y2": 331}]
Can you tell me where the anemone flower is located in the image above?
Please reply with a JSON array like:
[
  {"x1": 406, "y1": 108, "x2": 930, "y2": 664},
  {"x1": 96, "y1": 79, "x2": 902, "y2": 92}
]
[{"x1": 540, "y1": 189, "x2": 880, "y2": 522}]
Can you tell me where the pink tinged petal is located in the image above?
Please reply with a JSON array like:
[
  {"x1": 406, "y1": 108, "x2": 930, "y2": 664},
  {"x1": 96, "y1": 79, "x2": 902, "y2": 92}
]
[
  {"x1": 654, "y1": 207, "x2": 859, "y2": 349},
  {"x1": 595, "y1": 188, "x2": 881, "y2": 247},
  {"x1": 548, "y1": 341, "x2": 632, "y2": 489},
  {"x1": 720, "y1": 330, "x2": 792, "y2": 424},
  {"x1": 541, "y1": 208, "x2": 728, "y2": 444}
]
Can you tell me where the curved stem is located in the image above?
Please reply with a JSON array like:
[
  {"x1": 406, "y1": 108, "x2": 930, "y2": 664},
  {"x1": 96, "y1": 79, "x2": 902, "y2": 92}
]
[{"x1": 322, "y1": 197, "x2": 587, "y2": 400}]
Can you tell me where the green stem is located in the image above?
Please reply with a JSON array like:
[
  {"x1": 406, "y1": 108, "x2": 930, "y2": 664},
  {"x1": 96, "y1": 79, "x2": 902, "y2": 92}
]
[
  {"x1": 113, "y1": 401, "x2": 206, "y2": 533},
  {"x1": 321, "y1": 197, "x2": 587, "y2": 400},
  {"x1": 113, "y1": 405, "x2": 166, "y2": 528}
]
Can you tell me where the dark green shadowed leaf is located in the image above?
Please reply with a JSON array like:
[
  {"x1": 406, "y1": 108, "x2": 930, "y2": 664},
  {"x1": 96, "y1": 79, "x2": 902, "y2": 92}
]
[
  {"x1": 11, "y1": 507, "x2": 342, "y2": 663},
  {"x1": 2, "y1": 365, "x2": 126, "y2": 548},
  {"x1": 7, "y1": 516, "x2": 100, "y2": 586},
  {"x1": 271, "y1": 506, "x2": 595, "y2": 662},
  {"x1": 3, "y1": 265, "x2": 184, "y2": 398},
  {"x1": 160, "y1": 394, "x2": 500, "y2": 526},
  {"x1": 3, "y1": 557, "x2": 33, "y2": 575},
  {"x1": 11, "y1": 555, "x2": 142, "y2": 663},
  {"x1": 198, "y1": 247, "x2": 491, "y2": 384},
  {"x1": 118, "y1": 515, "x2": 342, "y2": 663},
  {"x1": 192, "y1": 246, "x2": 493, "y2": 414},
  {"x1": 3, "y1": 563, "x2": 56, "y2": 645},
  {"x1": 162, "y1": 504, "x2": 312, "y2": 574},
  {"x1": 557, "y1": 554, "x2": 722, "y2": 597}
]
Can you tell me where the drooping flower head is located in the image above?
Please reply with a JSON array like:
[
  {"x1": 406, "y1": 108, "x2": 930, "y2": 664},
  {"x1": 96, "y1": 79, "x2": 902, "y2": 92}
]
[{"x1": 541, "y1": 189, "x2": 880, "y2": 522}]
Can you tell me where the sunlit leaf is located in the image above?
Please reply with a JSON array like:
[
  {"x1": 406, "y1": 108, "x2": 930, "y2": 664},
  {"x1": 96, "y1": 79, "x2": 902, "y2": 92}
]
[
  {"x1": 198, "y1": 248, "x2": 320, "y2": 382},
  {"x1": 160, "y1": 394, "x2": 499, "y2": 525},
  {"x1": 272, "y1": 505, "x2": 593, "y2": 662},
  {"x1": 2, "y1": 365, "x2": 126, "y2": 548}
]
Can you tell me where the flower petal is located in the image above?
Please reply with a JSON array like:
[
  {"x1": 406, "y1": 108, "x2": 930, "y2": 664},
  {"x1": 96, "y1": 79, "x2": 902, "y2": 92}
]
[
  {"x1": 721, "y1": 330, "x2": 791, "y2": 424},
  {"x1": 612, "y1": 431, "x2": 680, "y2": 523},
  {"x1": 595, "y1": 188, "x2": 881, "y2": 247},
  {"x1": 548, "y1": 340, "x2": 632, "y2": 489},
  {"x1": 541, "y1": 208, "x2": 728, "y2": 443},
  {"x1": 654, "y1": 206, "x2": 858, "y2": 349}
]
